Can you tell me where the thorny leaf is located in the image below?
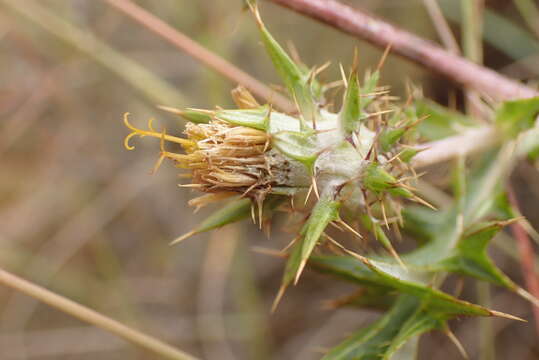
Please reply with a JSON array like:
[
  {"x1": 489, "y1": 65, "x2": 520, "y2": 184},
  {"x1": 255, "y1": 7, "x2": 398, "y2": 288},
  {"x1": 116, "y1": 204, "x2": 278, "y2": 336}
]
[
  {"x1": 272, "y1": 130, "x2": 318, "y2": 169},
  {"x1": 253, "y1": 7, "x2": 317, "y2": 129},
  {"x1": 438, "y1": 220, "x2": 516, "y2": 288},
  {"x1": 315, "y1": 146, "x2": 522, "y2": 358},
  {"x1": 360, "y1": 70, "x2": 380, "y2": 111},
  {"x1": 281, "y1": 197, "x2": 340, "y2": 289},
  {"x1": 362, "y1": 163, "x2": 413, "y2": 198},
  {"x1": 412, "y1": 99, "x2": 475, "y2": 141},
  {"x1": 171, "y1": 196, "x2": 285, "y2": 244},
  {"x1": 495, "y1": 97, "x2": 539, "y2": 139},
  {"x1": 215, "y1": 106, "x2": 270, "y2": 130},
  {"x1": 322, "y1": 295, "x2": 458, "y2": 360},
  {"x1": 214, "y1": 106, "x2": 303, "y2": 133},
  {"x1": 339, "y1": 65, "x2": 361, "y2": 136},
  {"x1": 311, "y1": 255, "x2": 495, "y2": 317},
  {"x1": 158, "y1": 106, "x2": 212, "y2": 124}
]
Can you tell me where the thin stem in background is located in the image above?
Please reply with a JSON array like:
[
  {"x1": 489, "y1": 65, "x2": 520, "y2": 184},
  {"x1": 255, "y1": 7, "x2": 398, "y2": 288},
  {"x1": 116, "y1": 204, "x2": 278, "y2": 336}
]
[
  {"x1": 422, "y1": 0, "x2": 460, "y2": 55},
  {"x1": 508, "y1": 189, "x2": 539, "y2": 338},
  {"x1": 461, "y1": 0, "x2": 486, "y2": 120},
  {"x1": 266, "y1": 0, "x2": 537, "y2": 101},
  {"x1": 0, "y1": 267, "x2": 199, "y2": 360},
  {"x1": 197, "y1": 226, "x2": 239, "y2": 360},
  {"x1": 102, "y1": 0, "x2": 296, "y2": 113},
  {"x1": 460, "y1": 0, "x2": 496, "y2": 357},
  {"x1": 513, "y1": 0, "x2": 539, "y2": 39},
  {"x1": 0, "y1": 0, "x2": 187, "y2": 106}
]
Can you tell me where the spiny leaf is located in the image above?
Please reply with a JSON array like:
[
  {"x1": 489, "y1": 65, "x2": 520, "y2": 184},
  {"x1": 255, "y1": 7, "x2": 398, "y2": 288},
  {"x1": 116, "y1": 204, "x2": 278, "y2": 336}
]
[
  {"x1": 158, "y1": 106, "x2": 211, "y2": 124},
  {"x1": 380, "y1": 128, "x2": 406, "y2": 152},
  {"x1": 438, "y1": 220, "x2": 517, "y2": 289},
  {"x1": 252, "y1": 7, "x2": 316, "y2": 128},
  {"x1": 399, "y1": 147, "x2": 420, "y2": 163},
  {"x1": 322, "y1": 295, "x2": 447, "y2": 360},
  {"x1": 360, "y1": 70, "x2": 380, "y2": 110},
  {"x1": 361, "y1": 215, "x2": 404, "y2": 266},
  {"x1": 214, "y1": 107, "x2": 302, "y2": 133},
  {"x1": 404, "y1": 146, "x2": 516, "y2": 267},
  {"x1": 311, "y1": 255, "x2": 494, "y2": 317},
  {"x1": 412, "y1": 99, "x2": 475, "y2": 141},
  {"x1": 171, "y1": 196, "x2": 285, "y2": 245},
  {"x1": 171, "y1": 198, "x2": 251, "y2": 244},
  {"x1": 362, "y1": 163, "x2": 413, "y2": 198},
  {"x1": 272, "y1": 130, "x2": 318, "y2": 169},
  {"x1": 281, "y1": 198, "x2": 340, "y2": 289},
  {"x1": 339, "y1": 66, "x2": 361, "y2": 136},
  {"x1": 215, "y1": 106, "x2": 270, "y2": 130},
  {"x1": 327, "y1": 287, "x2": 396, "y2": 311},
  {"x1": 495, "y1": 96, "x2": 539, "y2": 139}
]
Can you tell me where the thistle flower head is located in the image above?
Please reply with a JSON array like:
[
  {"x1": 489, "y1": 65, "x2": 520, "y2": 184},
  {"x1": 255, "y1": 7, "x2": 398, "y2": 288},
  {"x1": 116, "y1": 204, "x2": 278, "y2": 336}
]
[{"x1": 124, "y1": 6, "x2": 428, "y2": 308}]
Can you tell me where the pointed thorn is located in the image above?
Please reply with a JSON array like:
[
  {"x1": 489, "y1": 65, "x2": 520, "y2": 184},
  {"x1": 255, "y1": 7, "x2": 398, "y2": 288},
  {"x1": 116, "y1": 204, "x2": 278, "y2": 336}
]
[
  {"x1": 516, "y1": 287, "x2": 539, "y2": 308},
  {"x1": 294, "y1": 258, "x2": 308, "y2": 285},
  {"x1": 169, "y1": 230, "x2": 197, "y2": 245},
  {"x1": 157, "y1": 105, "x2": 183, "y2": 115},
  {"x1": 376, "y1": 44, "x2": 392, "y2": 72},
  {"x1": 351, "y1": 47, "x2": 359, "y2": 72},
  {"x1": 312, "y1": 177, "x2": 320, "y2": 200},
  {"x1": 272, "y1": 284, "x2": 287, "y2": 313},
  {"x1": 337, "y1": 219, "x2": 363, "y2": 239},
  {"x1": 490, "y1": 310, "x2": 526, "y2": 322},
  {"x1": 304, "y1": 183, "x2": 314, "y2": 205},
  {"x1": 250, "y1": 246, "x2": 286, "y2": 258},
  {"x1": 339, "y1": 63, "x2": 348, "y2": 88},
  {"x1": 412, "y1": 195, "x2": 437, "y2": 210},
  {"x1": 388, "y1": 246, "x2": 407, "y2": 272}
]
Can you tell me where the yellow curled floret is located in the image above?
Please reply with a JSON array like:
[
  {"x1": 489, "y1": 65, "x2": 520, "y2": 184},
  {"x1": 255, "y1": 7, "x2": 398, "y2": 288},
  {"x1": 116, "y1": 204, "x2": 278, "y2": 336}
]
[{"x1": 123, "y1": 112, "x2": 196, "y2": 152}]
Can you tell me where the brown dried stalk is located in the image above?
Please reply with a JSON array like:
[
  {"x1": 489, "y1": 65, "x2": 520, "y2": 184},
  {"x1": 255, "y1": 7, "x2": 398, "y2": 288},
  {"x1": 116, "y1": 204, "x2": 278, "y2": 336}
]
[{"x1": 267, "y1": 0, "x2": 538, "y2": 101}]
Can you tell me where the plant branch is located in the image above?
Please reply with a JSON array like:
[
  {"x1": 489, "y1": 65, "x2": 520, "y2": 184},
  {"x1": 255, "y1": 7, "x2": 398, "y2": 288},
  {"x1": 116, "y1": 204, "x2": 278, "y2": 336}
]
[
  {"x1": 411, "y1": 126, "x2": 498, "y2": 168},
  {"x1": 507, "y1": 189, "x2": 539, "y2": 338},
  {"x1": 266, "y1": 0, "x2": 538, "y2": 101},
  {"x1": 102, "y1": 0, "x2": 295, "y2": 113},
  {"x1": 0, "y1": 267, "x2": 199, "y2": 360}
]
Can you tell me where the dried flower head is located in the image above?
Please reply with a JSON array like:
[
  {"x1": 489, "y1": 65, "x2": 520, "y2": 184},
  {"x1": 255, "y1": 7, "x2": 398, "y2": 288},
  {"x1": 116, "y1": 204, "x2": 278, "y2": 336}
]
[{"x1": 123, "y1": 6, "x2": 428, "y2": 309}]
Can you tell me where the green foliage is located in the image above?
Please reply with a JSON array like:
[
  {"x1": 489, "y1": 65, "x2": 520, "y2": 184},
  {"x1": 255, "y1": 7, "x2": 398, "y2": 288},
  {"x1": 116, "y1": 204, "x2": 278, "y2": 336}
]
[
  {"x1": 495, "y1": 97, "x2": 539, "y2": 138},
  {"x1": 339, "y1": 67, "x2": 362, "y2": 136},
  {"x1": 282, "y1": 197, "x2": 341, "y2": 288},
  {"x1": 272, "y1": 130, "x2": 318, "y2": 169},
  {"x1": 322, "y1": 296, "x2": 452, "y2": 360},
  {"x1": 129, "y1": 8, "x2": 539, "y2": 360}
]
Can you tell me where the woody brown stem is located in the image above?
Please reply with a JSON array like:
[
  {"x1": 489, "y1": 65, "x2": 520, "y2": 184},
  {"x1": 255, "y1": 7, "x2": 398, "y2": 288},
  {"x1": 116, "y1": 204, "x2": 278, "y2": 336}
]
[
  {"x1": 103, "y1": 0, "x2": 296, "y2": 113},
  {"x1": 267, "y1": 0, "x2": 538, "y2": 101}
]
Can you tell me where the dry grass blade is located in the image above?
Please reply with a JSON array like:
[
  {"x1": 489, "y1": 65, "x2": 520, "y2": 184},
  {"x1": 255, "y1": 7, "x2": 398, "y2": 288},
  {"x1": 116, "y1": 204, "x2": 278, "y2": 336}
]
[
  {"x1": 0, "y1": 267, "x2": 199, "y2": 360},
  {"x1": 0, "y1": 0, "x2": 186, "y2": 106},
  {"x1": 102, "y1": 0, "x2": 295, "y2": 113}
]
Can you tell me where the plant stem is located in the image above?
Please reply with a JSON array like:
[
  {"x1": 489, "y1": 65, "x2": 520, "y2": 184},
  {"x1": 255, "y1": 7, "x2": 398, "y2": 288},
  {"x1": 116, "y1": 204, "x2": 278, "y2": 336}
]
[
  {"x1": 0, "y1": 267, "x2": 199, "y2": 360},
  {"x1": 461, "y1": 1, "x2": 495, "y2": 357},
  {"x1": 422, "y1": 0, "x2": 460, "y2": 55},
  {"x1": 266, "y1": 0, "x2": 537, "y2": 101},
  {"x1": 411, "y1": 126, "x2": 497, "y2": 168},
  {"x1": 102, "y1": 0, "x2": 295, "y2": 113},
  {"x1": 507, "y1": 189, "x2": 539, "y2": 338},
  {"x1": 513, "y1": 0, "x2": 539, "y2": 39},
  {"x1": 477, "y1": 282, "x2": 495, "y2": 360}
]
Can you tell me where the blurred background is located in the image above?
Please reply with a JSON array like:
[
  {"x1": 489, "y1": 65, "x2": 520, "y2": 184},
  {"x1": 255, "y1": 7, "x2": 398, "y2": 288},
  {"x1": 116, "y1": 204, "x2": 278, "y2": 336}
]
[{"x1": 1, "y1": 0, "x2": 539, "y2": 359}]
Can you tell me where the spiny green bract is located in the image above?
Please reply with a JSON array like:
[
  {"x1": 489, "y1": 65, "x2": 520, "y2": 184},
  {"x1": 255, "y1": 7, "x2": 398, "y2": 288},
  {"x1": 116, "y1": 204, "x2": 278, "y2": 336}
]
[{"x1": 124, "y1": 6, "x2": 538, "y2": 360}]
